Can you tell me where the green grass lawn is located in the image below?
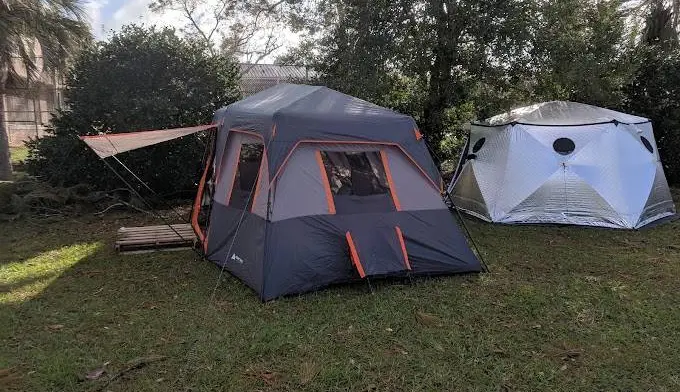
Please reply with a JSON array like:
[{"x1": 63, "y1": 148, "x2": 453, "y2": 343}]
[
  {"x1": 1, "y1": 201, "x2": 679, "y2": 391},
  {"x1": 9, "y1": 146, "x2": 29, "y2": 165}
]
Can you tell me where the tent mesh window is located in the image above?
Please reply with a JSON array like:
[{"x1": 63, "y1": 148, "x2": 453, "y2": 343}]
[
  {"x1": 230, "y1": 143, "x2": 264, "y2": 210},
  {"x1": 320, "y1": 151, "x2": 389, "y2": 196}
]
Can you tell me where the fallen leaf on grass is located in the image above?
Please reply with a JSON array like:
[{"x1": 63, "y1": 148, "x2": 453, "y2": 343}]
[
  {"x1": 415, "y1": 311, "x2": 444, "y2": 327},
  {"x1": 245, "y1": 367, "x2": 282, "y2": 387},
  {"x1": 88, "y1": 356, "x2": 168, "y2": 391},
  {"x1": 260, "y1": 371, "x2": 281, "y2": 386},
  {"x1": 559, "y1": 348, "x2": 583, "y2": 361},
  {"x1": 141, "y1": 302, "x2": 158, "y2": 310},
  {"x1": 85, "y1": 367, "x2": 107, "y2": 380}
]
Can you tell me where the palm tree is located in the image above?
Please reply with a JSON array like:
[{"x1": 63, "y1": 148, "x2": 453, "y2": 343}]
[
  {"x1": 630, "y1": 0, "x2": 680, "y2": 34},
  {"x1": 643, "y1": 0, "x2": 679, "y2": 48},
  {"x1": 0, "y1": 0, "x2": 90, "y2": 180}
]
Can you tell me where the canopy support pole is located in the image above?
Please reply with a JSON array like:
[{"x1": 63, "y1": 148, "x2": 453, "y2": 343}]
[{"x1": 99, "y1": 156, "x2": 205, "y2": 260}]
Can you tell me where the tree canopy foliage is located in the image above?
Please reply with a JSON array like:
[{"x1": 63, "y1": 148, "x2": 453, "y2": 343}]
[
  {"x1": 149, "y1": 0, "x2": 292, "y2": 66},
  {"x1": 26, "y1": 25, "x2": 240, "y2": 195},
  {"x1": 281, "y1": 0, "x2": 680, "y2": 183}
]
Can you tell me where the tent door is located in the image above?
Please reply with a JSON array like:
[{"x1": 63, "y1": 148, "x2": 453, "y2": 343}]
[{"x1": 345, "y1": 225, "x2": 411, "y2": 278}]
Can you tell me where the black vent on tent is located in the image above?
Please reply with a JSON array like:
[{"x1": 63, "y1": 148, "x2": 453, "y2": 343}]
[
  {"x1": 472, "y1": 137, "x2": 486, "y2": 153},
  {"x1": 640, "y1": 136, "x2": 654, "y2": 153},
  {"x1": 553, "y1": 138, "x2": 575, "y2": 155}
]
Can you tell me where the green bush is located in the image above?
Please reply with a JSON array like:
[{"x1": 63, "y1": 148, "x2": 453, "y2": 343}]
[{"x1": 26, "y1": 25, "x2": 240, "y2": 197}]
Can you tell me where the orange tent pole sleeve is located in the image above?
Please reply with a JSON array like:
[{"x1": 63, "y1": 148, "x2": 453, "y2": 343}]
[
  {"x1": 345, "y1": 232, "x2": 366, "y2": 278},
  {"x1": 395, "y1": 226, "x2": 411, "y2": 270},
  {"x1": 191, "y1": 151, "x2": 212, "y2": 253},
  {"x1": 269, "y1": 140, "x2": 440, "y2": 191},
  {"x1": 316, "y1": 151, "x2": 336, "y2": 214},
  {"x1": 380, "y1": 150, "x2": 402, "y2": 211}
]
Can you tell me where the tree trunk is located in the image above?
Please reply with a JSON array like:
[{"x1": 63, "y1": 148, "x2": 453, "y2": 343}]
[
  {"x1": 421, "y1": 0, "x2": 459, "y2": 161},
  {"x1": 0, "y1": 89, "x2": 12, "y2": 181}
]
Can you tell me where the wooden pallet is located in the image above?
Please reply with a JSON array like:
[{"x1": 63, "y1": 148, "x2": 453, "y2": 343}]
[{"x1": 115, "y1": 224, "x2": 197, "y2": 254}]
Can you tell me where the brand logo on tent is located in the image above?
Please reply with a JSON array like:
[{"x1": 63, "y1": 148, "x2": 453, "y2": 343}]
[{"x1": 231, "y1": 253, "x2": 245, "y2": 264}]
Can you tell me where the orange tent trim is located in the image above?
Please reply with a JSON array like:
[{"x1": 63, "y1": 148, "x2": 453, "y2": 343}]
[
  {"x1": 345, "y1": 232, "x2": 366, "y2": 278},
  {"x1": 315, "y1": 151, "x2": 336, "y2": 214},
  {"x1": 79, "y1": 123, "x2": 217, "y2": 139},
  {"x1": 191, "y1": 150, "x2": 213, "y2": 253},
  {"x1": 395, "y1": 226, "x2": 411, "y2": 270},
  {"x1": 269, "y1": 140, "x2": 440, "y2": 191},
  {"x1": 380, "y1": 150, "x2": 402, "y2": 211}
]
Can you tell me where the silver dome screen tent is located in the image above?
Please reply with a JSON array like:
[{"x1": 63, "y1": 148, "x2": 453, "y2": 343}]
[{"x1": 448, "y1": 101, "x2": 676, "y2": 229}]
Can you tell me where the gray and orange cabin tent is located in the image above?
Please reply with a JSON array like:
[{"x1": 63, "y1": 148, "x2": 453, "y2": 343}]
[{"x1": 83, "y1": 84, "x2": 482, "y2": 300}]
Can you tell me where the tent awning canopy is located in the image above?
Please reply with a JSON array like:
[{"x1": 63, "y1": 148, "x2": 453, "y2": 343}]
[{"x1": 80, "y1": 123, "x2": 216, "y2": 158}]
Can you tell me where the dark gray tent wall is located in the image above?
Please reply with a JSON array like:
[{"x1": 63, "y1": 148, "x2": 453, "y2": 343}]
[{"x1": 201, "y1": 84, "x2": 481, "y2": 300}]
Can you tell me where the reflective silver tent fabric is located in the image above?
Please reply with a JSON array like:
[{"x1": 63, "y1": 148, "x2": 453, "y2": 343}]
[{"x1": 449, "y1": 102, "x2": 676, "y2": 229}]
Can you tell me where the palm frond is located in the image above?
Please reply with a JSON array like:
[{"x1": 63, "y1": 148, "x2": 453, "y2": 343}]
[{"x1": 0, "y1": 0, "x2": 91, "y2": 87}]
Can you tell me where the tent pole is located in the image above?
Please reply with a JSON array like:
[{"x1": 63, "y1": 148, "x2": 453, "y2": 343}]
[
  {"x1": 110, "y1": 154, "x2": 192, "y2": 223},
  {"x1": 98, "y1": 130, "x2": 201, "y2": 226},
  {"x1": 100, "y1": 156, "x2": 205, "y2": 260},
  {"x1": 423, "y1": 139, "x2": 490, "y2": 273}
]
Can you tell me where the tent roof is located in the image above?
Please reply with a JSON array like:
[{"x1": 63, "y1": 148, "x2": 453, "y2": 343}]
[
  {"x1": 223, "y1": 83, "x2": 412, "y2": 124},
  {"x1": 214, "y1": 83, "x2": 439, "y2": 186},
  {"x1": 481, "y1": 101, "x2": 649, "y2": 126}
]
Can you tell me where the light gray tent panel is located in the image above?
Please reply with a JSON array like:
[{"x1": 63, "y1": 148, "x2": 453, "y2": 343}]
[
  {"x1": 213, "y1": 132, "x2": 262, "y2": 211},
  {"x1": 271, "y1": 146, "x2": 329, "y2": 222},
  {"x1": 637, "y1": 163, "x2": 676, "y2": 227},
  {"x1": 386, "y1": 147, "x2": 444, "y2": 211},
  {"x1": 271, "y1": 143, "x2": 446, "y2": 222}
]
